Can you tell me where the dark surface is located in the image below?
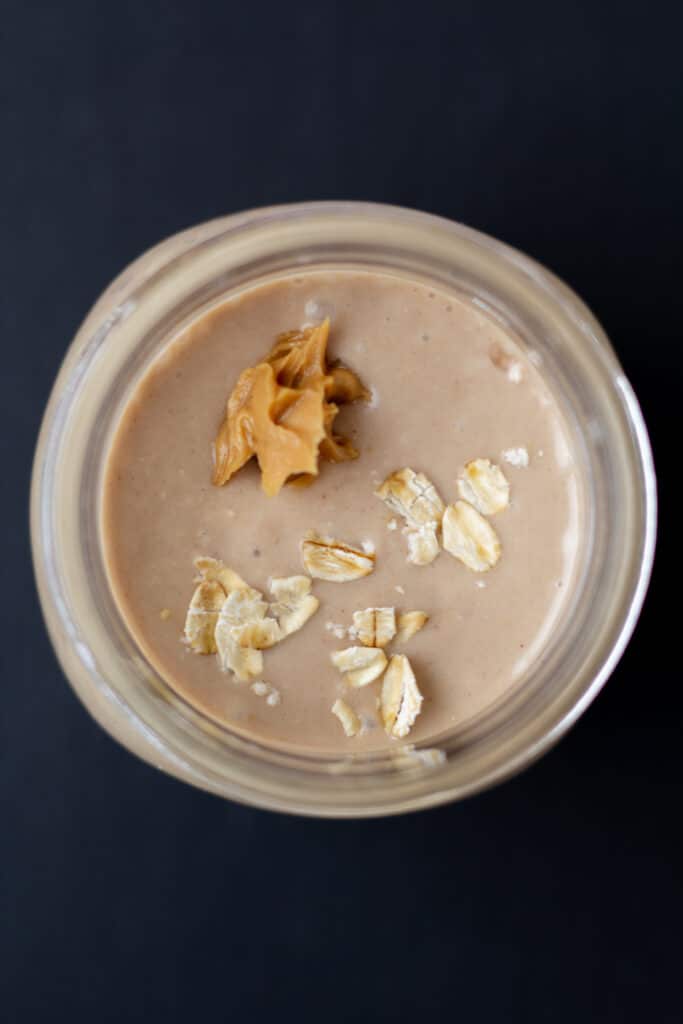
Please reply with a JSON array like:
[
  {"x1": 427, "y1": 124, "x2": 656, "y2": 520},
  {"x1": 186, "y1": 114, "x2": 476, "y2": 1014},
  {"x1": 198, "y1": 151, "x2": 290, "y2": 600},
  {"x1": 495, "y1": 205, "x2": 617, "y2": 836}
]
[{"x1": 2, "y1": 1, "x2": 680, "y2": 1021}]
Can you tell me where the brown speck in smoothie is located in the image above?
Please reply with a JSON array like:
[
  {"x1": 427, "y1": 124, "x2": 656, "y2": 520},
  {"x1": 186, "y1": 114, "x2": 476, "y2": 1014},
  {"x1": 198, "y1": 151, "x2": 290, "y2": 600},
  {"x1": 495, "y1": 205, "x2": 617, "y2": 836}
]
[{"x1": 489, "y1": 343, "x2": 516, "y2": 372}]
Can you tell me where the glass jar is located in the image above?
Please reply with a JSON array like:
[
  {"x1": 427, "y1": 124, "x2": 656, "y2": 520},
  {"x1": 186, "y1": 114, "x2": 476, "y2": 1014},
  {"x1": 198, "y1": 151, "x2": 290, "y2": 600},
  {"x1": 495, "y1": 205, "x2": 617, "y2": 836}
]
[{"x1": 30, "y1": 202, "x2": 656, "y2": 816}]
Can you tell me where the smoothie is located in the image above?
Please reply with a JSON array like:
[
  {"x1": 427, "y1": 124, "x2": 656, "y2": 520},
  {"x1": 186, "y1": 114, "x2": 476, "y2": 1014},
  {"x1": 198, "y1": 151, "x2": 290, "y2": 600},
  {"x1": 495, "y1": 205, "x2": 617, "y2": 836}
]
[{"x1": 102, "y1": 270, "x2": 583, "y2": 754}]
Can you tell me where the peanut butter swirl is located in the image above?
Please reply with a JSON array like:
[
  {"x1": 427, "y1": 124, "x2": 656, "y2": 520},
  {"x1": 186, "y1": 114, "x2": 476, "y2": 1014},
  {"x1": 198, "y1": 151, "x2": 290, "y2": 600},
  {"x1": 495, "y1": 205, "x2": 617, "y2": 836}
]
[{"x1": 213, "y1": 319, "x2": 368, "y2": 496}]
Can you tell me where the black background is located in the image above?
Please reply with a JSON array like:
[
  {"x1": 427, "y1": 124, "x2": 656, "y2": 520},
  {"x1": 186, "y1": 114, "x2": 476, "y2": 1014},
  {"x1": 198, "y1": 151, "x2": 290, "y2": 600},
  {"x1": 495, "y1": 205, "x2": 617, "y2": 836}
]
[{"x1": 2, "y1": 1, "x2": 681, "y2": 1021}]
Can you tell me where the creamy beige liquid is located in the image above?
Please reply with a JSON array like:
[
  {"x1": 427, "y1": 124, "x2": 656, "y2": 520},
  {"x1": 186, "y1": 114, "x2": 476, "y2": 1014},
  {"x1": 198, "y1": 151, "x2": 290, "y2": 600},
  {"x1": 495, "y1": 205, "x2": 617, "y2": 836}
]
[{"x1": 102, "y1": 271, "x2": 583, "y2": 754}]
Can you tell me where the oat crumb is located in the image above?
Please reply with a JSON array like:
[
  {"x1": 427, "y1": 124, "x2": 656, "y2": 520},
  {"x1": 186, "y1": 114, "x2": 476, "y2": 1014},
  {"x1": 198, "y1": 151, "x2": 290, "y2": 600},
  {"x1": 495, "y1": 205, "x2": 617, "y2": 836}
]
[
  {"x1": 159, "y1": 608, "x2": 172, "y2": 621},
  {"x1": 331, "y1": 698, "x2": 361, "y2": 737},
  {"x1": 326, "y1": 621, "x2": 348, "y2": 640},
  {"x1": 502, "y1": 446, "x2": 529, "y2": 468},
  {"x1": 250, "y1": 681, "x2": 281, "y2": 706},
  {"x1": 409, "y1": 747, "x2": 446, "y2": 768}
]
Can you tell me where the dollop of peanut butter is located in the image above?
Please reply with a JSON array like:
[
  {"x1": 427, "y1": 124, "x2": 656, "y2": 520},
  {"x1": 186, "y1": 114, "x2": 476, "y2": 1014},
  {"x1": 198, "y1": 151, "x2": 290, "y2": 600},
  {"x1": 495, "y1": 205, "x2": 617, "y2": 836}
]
[{"x1": 213, "y1": 319, "x2": 368, "y2": 496}]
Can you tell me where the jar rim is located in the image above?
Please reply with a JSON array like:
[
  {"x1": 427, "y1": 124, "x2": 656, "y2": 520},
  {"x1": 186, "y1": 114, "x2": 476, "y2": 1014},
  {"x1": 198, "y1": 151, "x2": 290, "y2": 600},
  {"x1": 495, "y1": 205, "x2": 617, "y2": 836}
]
[{"x1": 30, "y1": 202, "x2": 657, "y2": 816}]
